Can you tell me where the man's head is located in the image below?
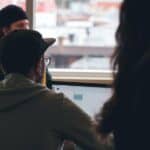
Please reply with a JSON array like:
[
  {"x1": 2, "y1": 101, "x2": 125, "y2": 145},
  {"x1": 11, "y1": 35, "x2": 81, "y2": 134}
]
[
  {"x1": 0, "y1": 5, "x2": 29, "y2": 36},
  {"x1": 0, "y1": 30, "x2": 55, "y2": 82}
]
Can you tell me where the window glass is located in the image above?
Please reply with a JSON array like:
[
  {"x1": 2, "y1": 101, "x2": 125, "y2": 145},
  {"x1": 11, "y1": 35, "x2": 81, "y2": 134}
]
[
  {"x1": 0, "y1": 0, "x2": 26, "y2": 9},
  {"x1": 38, "y1": 0, "x2": 122, "y2": 70}
]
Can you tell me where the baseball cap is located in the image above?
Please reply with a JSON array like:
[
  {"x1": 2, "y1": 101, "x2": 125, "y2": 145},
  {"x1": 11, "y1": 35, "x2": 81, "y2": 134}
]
[
  {"x1": 0, "y1": 30, "x2": 56, "y2": 72},
  {"x1": 0, "y1": 5, "x2": 28, "y2": 28}
]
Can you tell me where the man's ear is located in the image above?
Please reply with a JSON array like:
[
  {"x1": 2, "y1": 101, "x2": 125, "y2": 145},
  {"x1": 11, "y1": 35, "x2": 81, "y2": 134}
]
[
  {"x1": 35, "y1": 58, "x2": 42, "y2": 75},
  {"x1": 34, "y1": 57, "x2": 45, "y2": 83}
]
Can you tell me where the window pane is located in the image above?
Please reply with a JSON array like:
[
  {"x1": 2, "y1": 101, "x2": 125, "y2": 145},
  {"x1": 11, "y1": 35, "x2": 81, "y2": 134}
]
[
  {"x1": 0, "y1": 0, "x2": 26, "y2": 9},
  {"x1": 35, "y1": 0, "x2": 122, "y2": 70}
]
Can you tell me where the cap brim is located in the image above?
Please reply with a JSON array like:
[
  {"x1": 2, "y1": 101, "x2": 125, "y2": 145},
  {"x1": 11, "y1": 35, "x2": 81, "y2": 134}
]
[{"x1": 44, "y1": 38, "x2": 56, "y2": 47}]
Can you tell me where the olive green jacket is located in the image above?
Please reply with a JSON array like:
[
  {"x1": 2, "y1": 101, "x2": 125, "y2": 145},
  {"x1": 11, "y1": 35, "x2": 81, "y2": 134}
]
[{"x1": 0, "y1": 74, "x2": 102, "y2": 150}]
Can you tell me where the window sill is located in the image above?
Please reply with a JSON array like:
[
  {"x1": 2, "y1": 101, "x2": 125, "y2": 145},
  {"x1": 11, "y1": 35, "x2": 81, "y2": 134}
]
[{"x1": 49, "y1": 68, "x2": 113, "y2": 85}]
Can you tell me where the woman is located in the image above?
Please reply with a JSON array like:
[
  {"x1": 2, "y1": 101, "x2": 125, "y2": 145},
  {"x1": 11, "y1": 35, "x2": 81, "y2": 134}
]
[{"x1": 96, "y1": 0, "x2": 150, "y2": 150}]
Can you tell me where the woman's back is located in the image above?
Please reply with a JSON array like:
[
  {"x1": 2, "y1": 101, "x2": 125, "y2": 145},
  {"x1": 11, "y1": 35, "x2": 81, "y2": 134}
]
[{"x1": 96, "y1": 0, "x2": 150, "y2": 149}]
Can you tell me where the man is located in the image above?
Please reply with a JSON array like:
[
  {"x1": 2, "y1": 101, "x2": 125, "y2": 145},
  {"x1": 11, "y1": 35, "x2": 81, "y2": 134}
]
[
  {"x1": 0, "y1": 5, "x2": 52, "y2": 88},
  {"x1": 0, "y1": 30, "x2": 102, "y2": 150},
  {"x1": 0, "y1": 5, "x2": 29, "y2": 37}
]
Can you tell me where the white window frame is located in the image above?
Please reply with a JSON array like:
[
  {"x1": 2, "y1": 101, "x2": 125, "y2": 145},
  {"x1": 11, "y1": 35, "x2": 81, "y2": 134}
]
[{"x1": 26, "y1": 0, "x2": 113, "y2": 85}]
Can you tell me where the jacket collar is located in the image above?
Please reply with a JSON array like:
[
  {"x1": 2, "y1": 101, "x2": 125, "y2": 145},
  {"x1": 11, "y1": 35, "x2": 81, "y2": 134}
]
[{"x1": 1, "y1": 73, "x2": 36, "y2": 89}]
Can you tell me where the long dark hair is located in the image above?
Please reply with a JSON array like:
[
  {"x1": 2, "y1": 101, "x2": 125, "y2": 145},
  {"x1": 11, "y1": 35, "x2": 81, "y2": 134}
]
[{"x1": 96, "y1": 0, "x2": 150, "y2": 134}]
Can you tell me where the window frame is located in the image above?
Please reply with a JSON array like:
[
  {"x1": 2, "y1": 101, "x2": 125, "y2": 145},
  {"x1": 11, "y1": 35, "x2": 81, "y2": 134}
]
[{"x1": 26, "y1": 0, "x2": 113, "y2": 85}]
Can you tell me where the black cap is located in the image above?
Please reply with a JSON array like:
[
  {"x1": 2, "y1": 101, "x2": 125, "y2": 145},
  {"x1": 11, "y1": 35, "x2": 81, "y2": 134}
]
[
  {"x1": 0, "y1": 29, "x2": 56, "y2": 67},
  {"x1": 0, "y1": 5, "x2": 28, "y2": 28}
]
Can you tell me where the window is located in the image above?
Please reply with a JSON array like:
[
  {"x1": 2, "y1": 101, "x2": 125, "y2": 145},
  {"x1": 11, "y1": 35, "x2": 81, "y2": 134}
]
[
  {"x1": 0, "y1": 0, "x2": 115, "y2": 83},
  {"x1": 0, "y1": 0, "x2": 26, "y2": 9},
  {"x1": 35, "y1": 0, "x2": 122, "y2": 71}
]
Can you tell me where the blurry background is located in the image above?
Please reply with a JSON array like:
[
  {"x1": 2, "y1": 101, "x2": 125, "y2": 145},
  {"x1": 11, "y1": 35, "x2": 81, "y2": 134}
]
[{"x1": 0, "y1": 0, "x2": 122, "y2": 70}]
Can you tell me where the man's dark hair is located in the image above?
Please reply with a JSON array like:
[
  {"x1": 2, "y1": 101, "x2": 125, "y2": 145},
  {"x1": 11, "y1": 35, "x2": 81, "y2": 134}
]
[{"x1": 0, "y1": 30, "x2": 55, "y2": 75}]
